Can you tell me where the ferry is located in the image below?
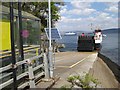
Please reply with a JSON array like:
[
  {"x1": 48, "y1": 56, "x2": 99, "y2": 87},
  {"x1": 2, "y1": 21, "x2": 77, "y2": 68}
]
[
  {"x1": 94, "y1": 29, "x2": 102, "y2": 50},
  {"x1": 102, "y1": 34, "x2": 107, "y2": 37},
  {"x1": 77, "y1": 29, "x2": 102, "y2": 51},
  {"x1": 64, "y1": 32, "x2": 76, "y2": 36}
]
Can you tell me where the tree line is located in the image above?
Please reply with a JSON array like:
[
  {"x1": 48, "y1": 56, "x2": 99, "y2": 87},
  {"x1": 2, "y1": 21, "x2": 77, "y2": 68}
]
[{"x1": 2, "y1": 2, "x2": 64, "y2": 31}]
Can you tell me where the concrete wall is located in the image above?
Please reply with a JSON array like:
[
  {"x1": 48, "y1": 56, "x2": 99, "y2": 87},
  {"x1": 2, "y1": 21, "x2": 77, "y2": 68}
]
[{"x1": 89, "y1": 53, "x2": 120, "y2": 88}]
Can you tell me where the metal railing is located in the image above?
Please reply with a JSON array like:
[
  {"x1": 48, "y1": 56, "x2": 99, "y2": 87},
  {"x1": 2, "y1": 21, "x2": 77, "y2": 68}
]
[
  {"x1": 0, "y1": 52, "x2": 48, "y2": 89},
  {"x1": 0, "y1": 45, "x2": 40, "y2": 59}
]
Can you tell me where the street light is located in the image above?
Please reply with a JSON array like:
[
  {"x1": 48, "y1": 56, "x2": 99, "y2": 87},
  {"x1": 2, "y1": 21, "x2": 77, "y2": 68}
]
[{"x1": 48, "y1": 0, "x2": 53, "y2": 78}]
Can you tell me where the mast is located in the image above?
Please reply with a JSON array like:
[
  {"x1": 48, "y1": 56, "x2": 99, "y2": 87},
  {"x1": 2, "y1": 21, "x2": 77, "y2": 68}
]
[{"x1": 91, "y1": 23, "x2": 93, "y2": 31}]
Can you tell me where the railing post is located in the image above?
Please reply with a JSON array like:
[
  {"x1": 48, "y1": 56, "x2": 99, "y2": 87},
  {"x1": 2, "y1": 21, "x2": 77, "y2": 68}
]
[
  {"x1": 10, "y1": 2, "x2": 17, "y2": 90},
  {"x1": 27, "y1": 60, "x2": 36, "y2": 88},
  {"x1": 43, "y1": 53, "x2": 50, "y2": 79},
  {"x1": 18, "y1": 2, "x2": 25, "y2": 72},
  {"x1": 36, "y1": 48, "x2": 39, "y2": 56}
]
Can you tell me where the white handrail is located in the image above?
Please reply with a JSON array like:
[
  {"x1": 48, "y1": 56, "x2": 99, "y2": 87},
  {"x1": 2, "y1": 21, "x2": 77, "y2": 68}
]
[
  {"x1": 35, "y1": 72, "x2": 45, "y2": 80},
  {"x1": 0, "y1": 72, "x2": 13, "y2": 80},
  {"x1": 17, "y1": 72, "x2": 28, "y2": 80},
  {"x1": 0, "y1": 53, "x2": 45, "y2": 89},
  {"x1": 0, "y1": 78, "x2": 13, "y2": 89},
  {"x1": 33, "y1": 64, "x2": 44, "y2": 71},
  {"x1": 0, "y1": 64, "x2": 12, "y2": 73},
  {"x1": 18, "y1": 82, "x2": 29, "y2": 89}
]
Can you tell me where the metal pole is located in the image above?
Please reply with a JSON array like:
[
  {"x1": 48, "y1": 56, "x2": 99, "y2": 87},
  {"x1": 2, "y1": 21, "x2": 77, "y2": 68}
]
[
  {"x1": 47, "y1": 15, "x2": 48, "y2": 28},
  {"x1": 91, "y1": 23, "x2": 93, "y2": 31},
  {"x1": 38, "y1": 20, "x2": 42, "y2": 54},
  {"x1": 43, "y1": 53, "x2": 49, "y2": 79},
  {"x1": 48, "y1": 0, "x2": 53, "y2": 78},
  {"x1": 18, "y1": 2, "x2": 25, "y2": 70},
  {"x1": 10, "y1": 2, "x2": 17, "y2": 90}
]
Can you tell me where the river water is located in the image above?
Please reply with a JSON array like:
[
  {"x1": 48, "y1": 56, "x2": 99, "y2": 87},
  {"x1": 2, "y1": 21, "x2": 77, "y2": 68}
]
[
  {"x1": 100, "y1": 31, "x2": 119, "y2": 66},
  {"x1": 56, "y1": 30, "x2": 119, "y2": 66}
]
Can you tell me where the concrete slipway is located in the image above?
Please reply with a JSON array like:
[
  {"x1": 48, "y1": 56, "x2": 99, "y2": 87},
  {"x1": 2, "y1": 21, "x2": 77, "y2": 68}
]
[{"x1": 37, "y1": 52, "x2": 120, "y2": 89}]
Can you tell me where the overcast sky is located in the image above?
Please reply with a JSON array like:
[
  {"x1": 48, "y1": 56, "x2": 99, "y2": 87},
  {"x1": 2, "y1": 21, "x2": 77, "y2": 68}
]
[{"x1": 55, "y1": 0, "x2": 118, "y2": 32}]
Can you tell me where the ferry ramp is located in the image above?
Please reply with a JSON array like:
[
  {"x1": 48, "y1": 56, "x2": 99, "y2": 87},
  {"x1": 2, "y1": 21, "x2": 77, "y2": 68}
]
[
  {"x1": 37, "y1": 51, "x2": 98, "y2": 88},
  {"x1": 39, "y1": 51, "x2": 119, "y2": 89},
  {"x1": 54, "y1": 52, "x2": 97, "y2": 76}
]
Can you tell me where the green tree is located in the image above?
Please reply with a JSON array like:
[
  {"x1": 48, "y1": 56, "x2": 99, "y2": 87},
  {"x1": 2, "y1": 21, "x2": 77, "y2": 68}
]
[{"x1": 2, "y1": 2, "x2": 64, "y2": 31}]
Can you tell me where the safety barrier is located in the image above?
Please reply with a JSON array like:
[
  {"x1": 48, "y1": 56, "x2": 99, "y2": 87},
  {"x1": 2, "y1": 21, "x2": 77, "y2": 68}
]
[{"x1": 0, "y1": 52, "x2": 48, "y2": 89}]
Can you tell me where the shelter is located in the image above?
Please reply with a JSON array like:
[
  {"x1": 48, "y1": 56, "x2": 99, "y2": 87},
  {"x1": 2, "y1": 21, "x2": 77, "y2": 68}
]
[{"x1": 0, "y1": 5, "x2": 41, "y2": 51}]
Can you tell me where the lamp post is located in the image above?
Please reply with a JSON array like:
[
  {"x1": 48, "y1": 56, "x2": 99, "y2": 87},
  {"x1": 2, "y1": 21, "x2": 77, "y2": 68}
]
[{"x1": 48, "y1": 0, "x2": 53, "y2": 78}]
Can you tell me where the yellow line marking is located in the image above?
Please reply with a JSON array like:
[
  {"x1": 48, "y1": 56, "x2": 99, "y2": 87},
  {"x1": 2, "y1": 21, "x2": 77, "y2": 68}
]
[
  {"x1": 55, "y1": 66, "x2": 69, "y2": 68},
  {"x1": 69, "y1": 55, "x2": 91, "y2": 68}
]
